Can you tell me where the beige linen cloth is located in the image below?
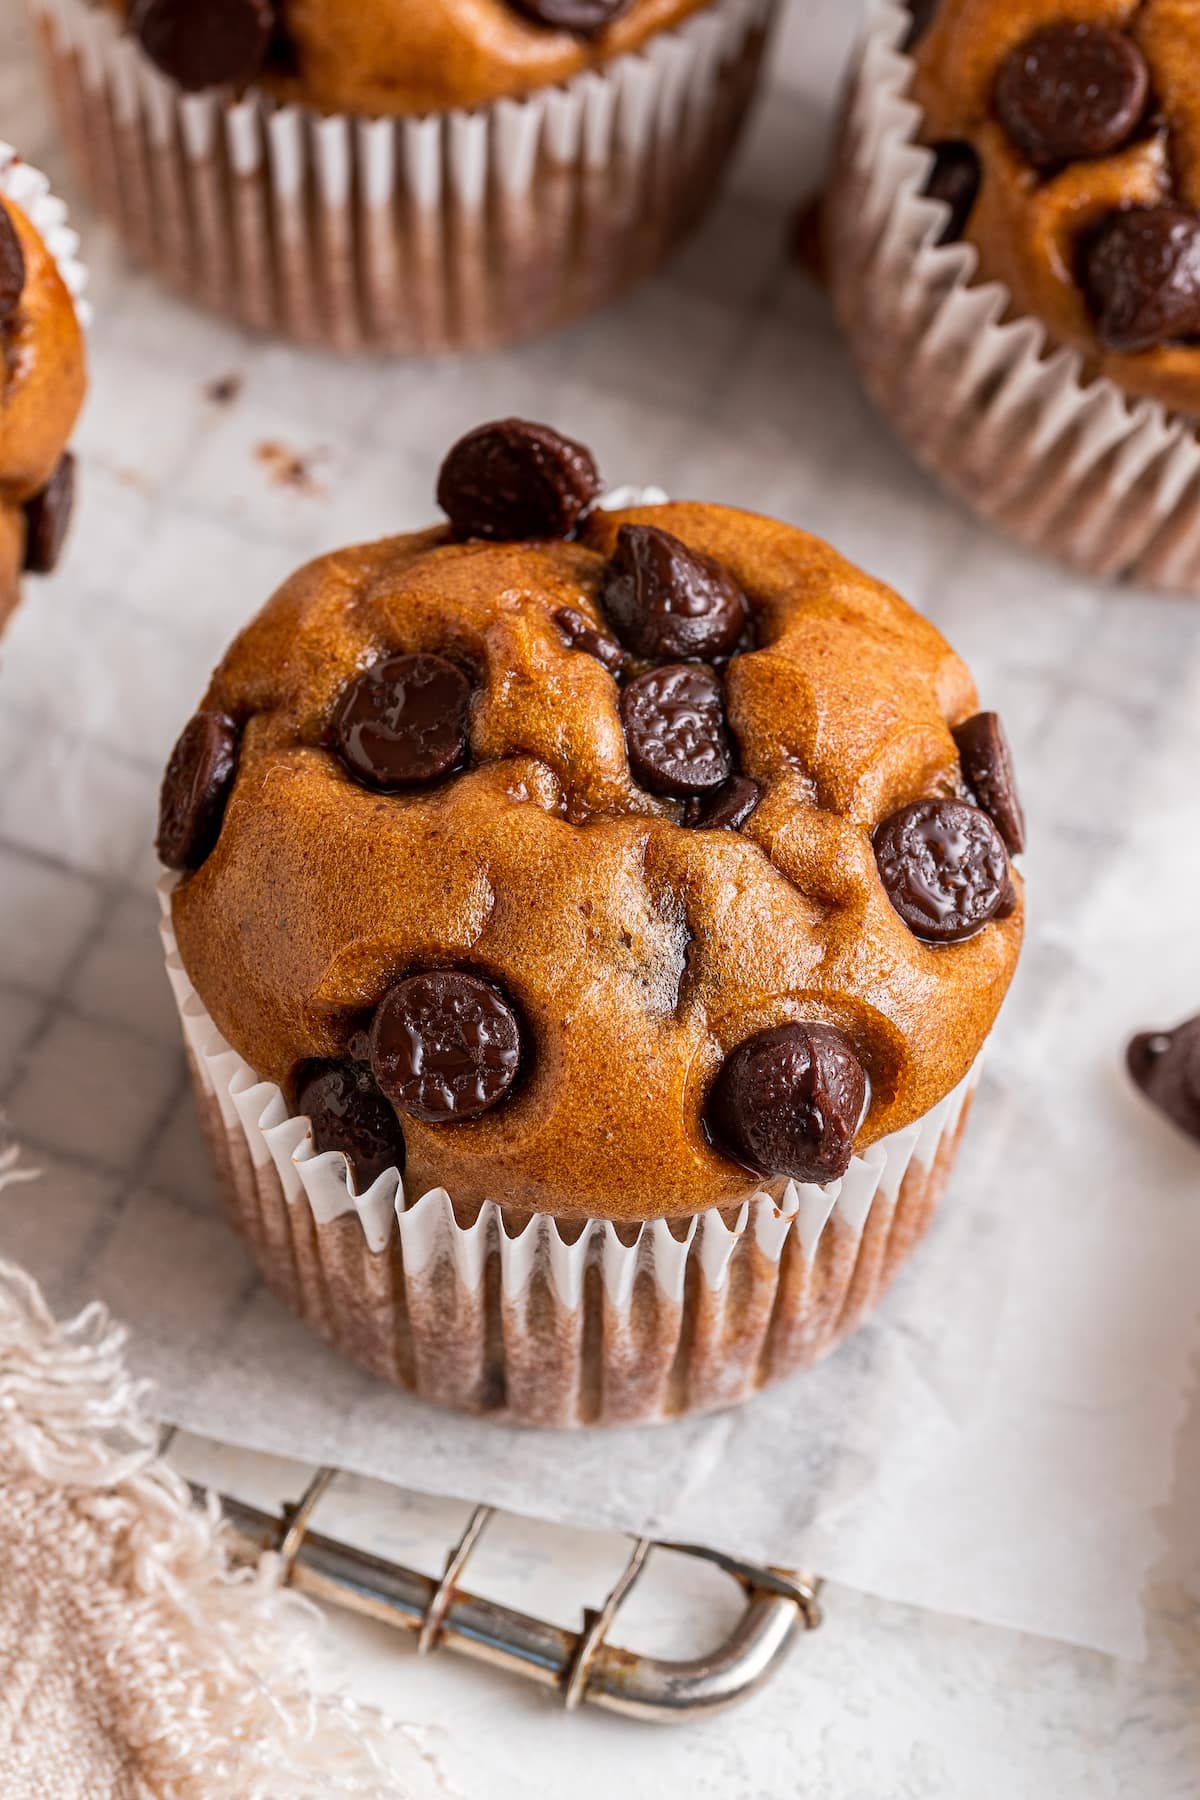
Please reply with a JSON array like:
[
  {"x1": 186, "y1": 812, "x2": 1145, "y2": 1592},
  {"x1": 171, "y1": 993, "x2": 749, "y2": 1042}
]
[{"x1": 0, "y1": 1151, "x2": 445, "y2": 1800}]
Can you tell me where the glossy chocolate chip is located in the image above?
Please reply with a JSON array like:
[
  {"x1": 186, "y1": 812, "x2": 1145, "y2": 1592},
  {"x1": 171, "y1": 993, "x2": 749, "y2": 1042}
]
[
  {"x1": 437, "y1": 419, "x2": 602, "y2": 542},
  {"x1": 953, "y1": 711, "x2": 1025, "y2": 856},
  {"x1": 334, "y1": 652, "x2": 471, "y2": 793},
  {"x1": 1082, "y1": 208, "x2": 1200, "y2": 353},
  {"x1": 874, "y1": 798, "x2": 1011, "y2": 943},
  {"x1": 620, "y1": 664, "x2": 733, "y2": 798},
  {"x1": 553, "y1": 605, "x2": 624, "y2": 673},
  {"x1": 994, "y1": 23, "x2": 1149, "y2": 168},
  {"x1": 598, "y1": 524, "x2": 749, "y2": 664},
  {"x1": 370, "y1": 971, "x2": 522, "y2": 1124},
  {"x1": 683, "y1": 775, "x2": 761, "y2": 832},
  {"x1": 157, "y1": 711, "x2": 239, "y2": 871},
  {"x1": 22, "y1": 453, "x2": 76, "y2": 575},
  {"x1": 509, "y1": 0, "x2": 630, "y2": 34},
  {"x1": 708, "y1": 1022, "x2": 867, "y2": 1186},
  {"x1": 923, "y1": 141, "x2": 981, "y2": 246},
  {"x1": 1127, "y1": 1016, "x2": 1200, "y2": 1146},
  {"x1": 131, "y1": 0, "x2": 275, "y2": 89},
  {"x1": 293, "y1": 1058, "x2": 407, "y2": 1191},
  {"x1": 0, "y1": 204, "x2": 25, "y2": 325}
]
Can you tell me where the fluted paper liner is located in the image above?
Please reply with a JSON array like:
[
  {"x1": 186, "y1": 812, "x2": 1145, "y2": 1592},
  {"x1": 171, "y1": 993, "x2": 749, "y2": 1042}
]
[
  {"x1": 826, "y1": 0, "x2": 1200, "y2": 593},
  {"x1": 161, "y1": 890, "x2": 978, "y2": 1428},
  {"x1": 31, "y1": 0, "x2": 771, "y2": 355}
]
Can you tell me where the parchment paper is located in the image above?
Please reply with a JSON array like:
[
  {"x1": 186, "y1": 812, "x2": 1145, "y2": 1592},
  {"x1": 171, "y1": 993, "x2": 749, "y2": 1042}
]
[{"x1": 1, "y1": 0, "x2": 1197, "y2": 1658}]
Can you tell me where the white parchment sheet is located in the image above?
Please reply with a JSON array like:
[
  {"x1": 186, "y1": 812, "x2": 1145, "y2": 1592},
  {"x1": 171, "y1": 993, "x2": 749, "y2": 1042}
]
[{"x1": 0, "y1": 0, "x2": 1197, "y2": 1657}]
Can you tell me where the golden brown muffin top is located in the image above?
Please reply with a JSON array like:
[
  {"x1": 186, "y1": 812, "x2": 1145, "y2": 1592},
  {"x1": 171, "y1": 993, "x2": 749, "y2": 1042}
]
[
  {"x1": 115, "y1": 0, "x2": 714, "y2": 115},
  {"x1": 161, "y1": 422, "x2": 1024, "y2": 1223},
  {"x1": 912, "y1": 0, "x2": 1200, "y2": 415}
]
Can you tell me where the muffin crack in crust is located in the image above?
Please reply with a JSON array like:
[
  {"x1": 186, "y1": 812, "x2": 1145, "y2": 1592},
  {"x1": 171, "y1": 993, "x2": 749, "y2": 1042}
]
[{"x1": 161, "y1": 423, "x2": 1023, "y2": 1220}]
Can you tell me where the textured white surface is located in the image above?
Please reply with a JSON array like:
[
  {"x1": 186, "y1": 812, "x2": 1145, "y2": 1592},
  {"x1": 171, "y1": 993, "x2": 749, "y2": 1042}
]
[{"x1": 0, "y1": 0, "x2": 1198, "y2": 1787}]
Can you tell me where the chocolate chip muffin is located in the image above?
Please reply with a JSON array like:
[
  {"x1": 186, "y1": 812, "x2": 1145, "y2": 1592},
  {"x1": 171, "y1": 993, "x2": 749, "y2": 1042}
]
[
  {"x1": 35, "y1": 0, "x2": 772, "y2": 354},
  {"x1": 160, "y1": 420, "x2": 1024, "y2": 1423}
]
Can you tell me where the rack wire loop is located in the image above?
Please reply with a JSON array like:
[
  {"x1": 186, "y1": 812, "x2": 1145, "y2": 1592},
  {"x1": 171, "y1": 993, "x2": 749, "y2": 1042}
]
[
  {"x1": 418, "y1": 1503, "x2": 494, "y2": 1656},
  {"x1": 563, "y1": 1536, "x2": 652, "y2": 1711}
]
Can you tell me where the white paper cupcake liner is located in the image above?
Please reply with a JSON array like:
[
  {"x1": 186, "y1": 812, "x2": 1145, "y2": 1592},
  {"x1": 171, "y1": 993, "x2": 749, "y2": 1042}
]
[
  {"x1": 31, "y1": 0, "x2": 772, "y2": 355},
  {"x1": 161, "y1": 889, "x2": 980, "y2": 1428},
  {"x1": 826, "y1": 0, "x2": 1200, "y2": 593},
  {"x1": 0, "y1": 141, "x2": 89, "y2": 327}
]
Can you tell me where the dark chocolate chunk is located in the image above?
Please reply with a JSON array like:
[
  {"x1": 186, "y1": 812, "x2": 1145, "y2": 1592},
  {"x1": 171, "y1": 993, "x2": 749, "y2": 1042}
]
[
  {"x1": 553, "y1": 605, "x2": 624, "y2": 673},
  {"x1": 334, "y1": 652, "x2": 471, "y2": 793},
  {"x1": 22, "y1": 452, "x2": 76, "y2": 575},
  {"x1": 131, "y1": 0, "x2": 276, "y2": 90},
  {"x1": 598, "y1": 524, "x2": 749, "y2": 664},
  {"x1": 874, "y1": 798, "x2": 1011, "y2": 943},
  {"x1": 620, "y1": 664, "x2": 733, "y2": 798},
  {"x1": 293, "y1": 1058, "x2": 407, "y2": 1190},
  {"x1": 952, "y1": 711, "x2": 1025, "y2": 856},
  {"x1": 1127, "y1": 1017, "x2": 1200, "y2": 1146},
  {"x1": 683, "y1": 775, "x2": 761, "y2": 832},
  {"x1": 0, "y1": 204, "x2": 26, "y2": 325},
  {"x1": 923, "y1": 141, "x2": 981, "y2": 246},
  {"x1": 1082, "y1": 208, "x2": 1200, "y2": 352},
  {"x1": 509, "y1": 0, "x2": 630, "y2": 35},
  {"x1": 437, "y1": 419, "x2": 601, "y2": 542},
  {"x1": 708, "y1": 1022, "x2": 867, "y2": 1186},
  {"x1": 370, "y1": 971, "x2": 522, "y2": 1124},
  {"x1": 157, "y1": 711, "x2": 239, "y2": 871},
  {"x1": 994, "y1": 23, "x2": 1149, "y2": 168}
]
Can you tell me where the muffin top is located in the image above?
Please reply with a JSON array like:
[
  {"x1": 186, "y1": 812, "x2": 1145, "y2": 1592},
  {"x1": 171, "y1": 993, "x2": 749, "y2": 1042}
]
[
  {"x1": 160, "y1": 420, "x2": 1024, "y2": 1223},
  {"x1": 115, "y1": 0, "x2": 714, "y2": 115},
  {"x1": 0, "y1": 194, "x2": 85, "y2": 629},
  {"x1": 912, "y1": 0, "x2": 1200, "y2": 415}
]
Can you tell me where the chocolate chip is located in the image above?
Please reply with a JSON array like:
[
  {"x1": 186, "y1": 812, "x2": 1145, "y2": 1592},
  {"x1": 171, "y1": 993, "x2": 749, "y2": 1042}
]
[
  {"x1": 1127, "y1": 1016, "x2": 1200, "y2": 1146},
  {"x1": 437, "y1": 419, "x2": 602, "y2": 542},
  {"x1": 1082, "y1": 208, "x2": 1200, "y2": 353},
  {"x1": 22, "y1": 453, "x2": 76, "y2": 575},
  {"x1": 620, "y1": 664, "x2": 732, "y2": 798},
  {"x1": 131, "y1": 0, "x2": 275, "y2": 89},
  {"x1": 334, "y1": 652, "x2": 471, "y2": 793},
  {"x1": 952, "y1": 711, "x2": 1025, "y2": 856},
  {"x1": 874, "y1": 798, "x2": 1011, "y2": 943},
  {"x1": 923, "y1": 141, "x2": 981, "y2": 246},
  {"x1": 994, "y1": 23, "x2": 1148, "y2": 169},
  {"x1": 157, "y1": 711, "x2": 239, "y2": 871},
  {"x1": 708, "y1": 1022, "x2": 867, "y2": 1186},
  {"x1": 0, "y1": 204, "x2": 26, "y2": 325},
  {"x1": 509, "y1": 0, "x2": 631, "y2": 35},
  {"x1": 683, "y1": 775, "x2": 761, "y2": 832},
  {"x1": 370, "y1": 972, "x2": 522, "y2": 1124},
  {"x1": 293, "y1": 1058, "x2": 407, "y2": 1191},
  {"x1": 553, "y1": 606, "x2": 624, "y2": 673},
  {"x1": 598, "y1": 524, "x2": 749, "y2": 664}
]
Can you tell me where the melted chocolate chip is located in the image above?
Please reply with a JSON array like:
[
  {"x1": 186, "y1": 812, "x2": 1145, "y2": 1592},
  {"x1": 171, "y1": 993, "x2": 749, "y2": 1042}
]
[
  {"x1": 1127, "y1": 1017, "x2": 1200, "y2": 1146},
  {"x1": 994, "y1": 23, "x2": 1149, "y2": 168},
  {"x1": 293, "y1": 1058, "x2": 407, "y2": 1190},
  {"x1": 684, "y1": 775, "x2": 761, "y2": 832},
  {"x1": 131, "y1": 0, "x2": 276, "y2": 89},
  {"x1": 22, "y1": 453, "x2": 76, "y2": 575},
  {"x1": 952, "y1": 711, "x2": 1025, "y2": 856},
  {"x1": 1082, "y1": 208, "x2": 1200, "y2": 353},
  {"x1": 708, "y1": 1022, "x2": 867, "y2": 1186},
  {"x1": 0, "y1": 204, "x2": 26, "y2": 325},
  {"x1": 334, "y1": 652, "x2": 471, "y2": 793},
  {"x1": 598, "y1": 524, "x2": 749, "y2": 664},
  {"x1": 553, "y1": 605, "x2": 624, "y2": 673},
  {"x1": 923, "y1": 141, "x2": 981, "y2": 246},
  {"x1": 370, "y1": 971, "x2": 522, "y2": 1123},
  {"x1": 874, "y1": 798, "x2": 1011, "y2": 943},
  {"x1": 509, "y1": 0, "x2": 630, "y2": 34},
  {"x1": 620, "y1": 664, "x2": 733, "y2": 798},
  {"x1": 157, "y1": 711, "x2": 239, "y2": 871},
  {"x1": 437, "y1": 419, "x2": 601, "y2": 542}
]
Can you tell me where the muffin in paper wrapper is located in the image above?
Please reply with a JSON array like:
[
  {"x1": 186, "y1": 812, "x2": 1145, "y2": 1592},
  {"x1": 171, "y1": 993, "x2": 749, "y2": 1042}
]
[
  {"x1": 826, "y1": 0, "x2": 1200, "y2": 594},
  {"x1": 31, "y1": 0, "x2": 772, "y2": 355},
  {"x1": 162, "y1": 893, "x2": 980, "y2": 1429}
]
